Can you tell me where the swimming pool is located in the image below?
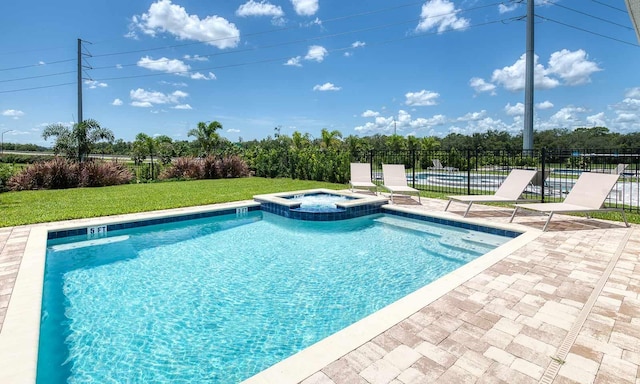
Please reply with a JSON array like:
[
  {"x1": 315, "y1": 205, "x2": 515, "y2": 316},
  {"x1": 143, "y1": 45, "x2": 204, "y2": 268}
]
[{"x1": 37, "y1": 209, "x2": 514, "y2": 383}]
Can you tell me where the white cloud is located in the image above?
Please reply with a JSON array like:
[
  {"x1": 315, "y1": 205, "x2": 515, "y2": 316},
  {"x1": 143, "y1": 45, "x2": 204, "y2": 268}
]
[
  {"x1": 546, "y1": 49, "x2": 601, "y2": 86},
  {"x1": 138, "y1": 56, "x2": 215, "y2": 80},
  {"x1": 84, "y1": 80, "x2": 108, "y2": 89},
  {"x1": 361, "y1": 110, "x2": 379, "y2": 117},
  {"x1": 172, "y1": 104, "x2": 192, "y2": 110},
  {"x1": 626, "y1": 87, "x2": 640, "y2": 99},
  {"x1": 548, "y1": 106, "x2": 587, "y2": 126},
  {"x1": 190, "y1": 72, "x2": 216, "y2": 80},
  {"x1": 183, "y1": 54, "x2": 208, "y2": 62},
  {"x1": 405, "y1": 90, "x2": 440, "y2": 106},
  {"x1": 457, "y1": 110, "x2": 486, "y2": 121},
  {"x1": 131, "y1": 101, "x2": 154, "y2": 108},
  {"x1": 137, "y1": 56, "x2": 190, "y2": 75},
  {"x1": 132, "y1": 0, "x2": 240, "y2": 49},
  {"x1": 344, "y1": 52, "x2": 352, "y2": 57},
  {"x1": 313, "y1": 82, "x2": 341, "y2": 91},
  {"x1": 284, "y1": 56, "x2": 302, "y2": 66},
  {"x1": 504, "y1": 102, "x2": 524, "y2": 116},
  {"x1": 491, "y1": 54, "x2": 559, "y2": 92},
  {"x1": 2, "y1": 109, "x2": 25, "y2": 119},
  {"x1": 469, "y1": 77, "x2": 496, "y2": 94},
  {"x1": 38, "y1": 61, "x2": 46, "y2": 66},
  {"x1": 112, "y1": 98, "x2": 123, "y2": 106},
  {"x1": 586, "y1": 112, "x2": 606, "y2": 126},
  {"x1": 291, "y1": 0, "x2": 318, "y2": 16},
  {"x1": 536, "y1": 100, "x2": 554, "y2": 110},
  {"x1": 159, "y1": 80, "x2": 188, "y2": 87},
  {"x1": 236, "y1": 0, "x2": 284, "y2": 17},
  {"x1": 227, "y1": 128, "x2": 241, "y2": 133},
  {"x1": 355, "y1": 110, "x2": 449, "y2": 134},
  {"x1": 304, "y1": 45, "x2": 328, "y2": 62},
  {"x1": 416, "y1": 0, "x2": 470, "y2": 33},
  {"x1": 129, "y1": 88, "x2": 188, "y2": 107},
  {"x1": 116, "y1": 64, "x2": 123, "y2": 69},
  {"x1": 498, "y1": 3, "x2": 519, "y2": 13},
  {"x1": 352, "y1": 41, "x2": 366, "y2": 48},
  {"x1": 486, "y1": 50, "x2": 600, "y2": 92}
]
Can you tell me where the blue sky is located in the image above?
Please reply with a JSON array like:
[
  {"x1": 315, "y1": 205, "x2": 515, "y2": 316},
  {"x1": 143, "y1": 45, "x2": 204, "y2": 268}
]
[{"x1": 1, "y1": 0, "x2": 639, "y2": 146}]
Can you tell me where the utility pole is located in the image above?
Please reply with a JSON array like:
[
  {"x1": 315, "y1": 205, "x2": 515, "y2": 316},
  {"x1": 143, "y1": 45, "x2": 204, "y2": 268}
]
[
  {"x1": 523, "y1": 0, "x2": 534, "y2": 153},
  {"x1": 77, "y1": 38, "x2": 92, "y2": 125}
]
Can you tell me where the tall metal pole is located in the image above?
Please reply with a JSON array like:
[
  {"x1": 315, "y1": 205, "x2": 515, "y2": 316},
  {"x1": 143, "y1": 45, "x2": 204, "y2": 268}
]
[
  {"x1": 523, "y1": 0, "x2": 534, "y2": 152},
  {"x1": 77, "y1": 38, "x2": 83, "y2": 125}
]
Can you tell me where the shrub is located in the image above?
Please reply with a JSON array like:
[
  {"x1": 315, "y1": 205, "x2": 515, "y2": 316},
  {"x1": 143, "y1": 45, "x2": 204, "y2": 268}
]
[
  {"x1": 8, "y1": 157, "x2": 78, "y2": 190},
  {"x1": 217, "y1": 155, "x2": 250, "y2": 178},
  {"x1": 0, "y1": 163, "x2": 16, "y2": 192},
  {"x1": 202, "y1": 155, "x2": 220, "y2": 179},
  {"x1": 79, "y1": 161, "x2": 134, "y2": 187},
  {"x1": 159, "y1": 157, "x2": 203, "y2": 180},
  {"x1": 8, "y1": 158, "x2": 133, "y2": 191}
]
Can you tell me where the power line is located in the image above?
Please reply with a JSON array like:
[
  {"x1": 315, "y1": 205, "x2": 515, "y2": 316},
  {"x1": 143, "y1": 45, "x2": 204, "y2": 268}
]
[
  {"x1": 0, "y1": 70, "x2": 76, "y2": 83},
  {"x1": 0, "y1": 82, "x2": 75, "y2": 94},
  {"x1": 590, "y1": 0, "x2": 629, "y2": 13},
  {"x1": 546, "y1": 1, "x2": 633, "y2": 30},
  {"x1": 88, "y1": 1, "x2": 504, "y2": 72},
  {"x1": 0, "y1": 58, "x2": 76, "y2": 72},
  {"x1": 537, "y1": 15, "x2": 640, "y2": 47},
  {"x1": 91, "y1": 17, "x2": 515, "y2": 83}
]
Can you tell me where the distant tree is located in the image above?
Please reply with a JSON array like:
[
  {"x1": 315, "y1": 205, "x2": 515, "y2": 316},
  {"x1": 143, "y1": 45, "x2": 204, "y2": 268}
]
[
  {"x1": 420, "y1": 136, "x2": 441, "y2": 151},
  {"x1": 132, "y1": 133, "x2": 158, "y2": 177},
  {"x1": 42, "y1": 119, "x2": 114, "y2": 162},
  {"x1": 188, "y1": 121, "x2": 222, "y2": 156}
]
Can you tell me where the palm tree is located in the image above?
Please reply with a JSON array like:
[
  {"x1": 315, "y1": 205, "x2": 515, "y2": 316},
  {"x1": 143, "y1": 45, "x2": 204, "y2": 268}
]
[
  {"x1": 42, "y1": 119, "x2": 114, "y2": 162},
  {"x1": 188, "y1": 121, "x2": 222, "y2": 156},
  {"x1": 320, "y1": 128, "x2": 342, "y2": 150}
]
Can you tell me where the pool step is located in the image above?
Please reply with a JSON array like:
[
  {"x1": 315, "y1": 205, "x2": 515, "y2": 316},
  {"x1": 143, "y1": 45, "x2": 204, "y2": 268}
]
[{"x1": 373, "y1": 216, "x2": 443, "y2": 238}]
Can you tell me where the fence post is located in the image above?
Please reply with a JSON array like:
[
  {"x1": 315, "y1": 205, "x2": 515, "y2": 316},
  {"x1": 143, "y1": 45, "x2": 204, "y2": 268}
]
[
  {"x1": 411, "y1": 149, "x2": 416, "y2": 188},
  {"x1": 541, "y1": 148, "x2": 546, "y2": 203},
  {"x1": 369, "y1": 150, "x2": 374, "y2": 180},
  {"x1": 467, "y1": 149, "x2": 471, "y2": 195}
]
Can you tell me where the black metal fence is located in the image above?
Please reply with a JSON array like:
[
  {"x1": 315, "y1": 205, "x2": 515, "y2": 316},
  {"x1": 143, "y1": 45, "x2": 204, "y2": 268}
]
[{"x1": 353, "y1": 148, "x2": 640, "y2": 213}]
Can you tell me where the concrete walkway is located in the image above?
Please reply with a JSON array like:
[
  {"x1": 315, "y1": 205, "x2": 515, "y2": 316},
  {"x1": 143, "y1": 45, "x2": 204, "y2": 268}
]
[{"x1": 1, "y1": 198, "x2": 638, "y2": 383}]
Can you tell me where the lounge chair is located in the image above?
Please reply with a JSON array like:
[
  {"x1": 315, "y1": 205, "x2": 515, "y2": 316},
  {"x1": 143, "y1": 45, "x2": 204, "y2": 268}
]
[
  {"x1": 382, "y1": 164, "x2": 421, "y2": 204},
  {"x1": 593, "y1": 163, "x2": 628, "y2": 175},
  {"x1": 349, "y1": 163, "x2": 377, "y2": 194},
  {"x1": 444, "y1": 169, "x2": 538, "y2": 217},
  {"x1": 429, "y1": 159, "x2": 458, "y2": 172},
  {"x1": 509, "y1": 172, "x2": 629, "y2": 231},
  {"x1": 614, "y1": 163, "x2": 628, "y2": 175}
]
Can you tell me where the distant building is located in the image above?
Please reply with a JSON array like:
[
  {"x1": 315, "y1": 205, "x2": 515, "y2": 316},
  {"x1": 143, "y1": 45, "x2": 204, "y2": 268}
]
[{"x1": 627, "y1": 0, "x2": 640, "y2": 43}]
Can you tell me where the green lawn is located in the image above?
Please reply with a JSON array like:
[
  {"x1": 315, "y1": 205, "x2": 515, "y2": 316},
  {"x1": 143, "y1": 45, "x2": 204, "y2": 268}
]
[{"x1": 0, "y1": 178, "x2": 344, "y2": 227}]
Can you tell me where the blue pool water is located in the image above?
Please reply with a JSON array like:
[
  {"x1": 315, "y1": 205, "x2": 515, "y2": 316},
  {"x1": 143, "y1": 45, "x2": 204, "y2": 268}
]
[{"x1": 38, "y1": 211, "x2": 511, "y2": 383}]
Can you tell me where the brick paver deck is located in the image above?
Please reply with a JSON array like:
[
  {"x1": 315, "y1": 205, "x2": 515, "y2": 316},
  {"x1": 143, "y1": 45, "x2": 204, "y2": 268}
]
[{"x1": 1, "y1": 197, "x2": 638, "y2": 383}]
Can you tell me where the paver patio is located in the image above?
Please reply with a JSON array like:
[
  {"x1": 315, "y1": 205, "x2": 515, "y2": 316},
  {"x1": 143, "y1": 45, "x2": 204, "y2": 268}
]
[{"x1": 0, "y1": 197, "x2": 638, "y2": 383}]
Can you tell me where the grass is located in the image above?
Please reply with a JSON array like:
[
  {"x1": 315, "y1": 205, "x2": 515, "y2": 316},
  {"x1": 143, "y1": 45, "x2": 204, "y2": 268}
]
[
  {"x1": 0, "y1": 178, "x2": 344, "y2": 227},
  {"x1": 1, "y1": 177, "x2": 637, "y2": 227}
]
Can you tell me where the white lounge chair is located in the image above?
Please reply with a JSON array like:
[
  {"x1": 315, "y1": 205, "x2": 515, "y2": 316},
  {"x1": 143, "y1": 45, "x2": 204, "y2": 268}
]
[
  {"x1": 444, "y1": 169, "x2": 539, "y2": 217},
  {"x1": 382, "y1": 164, "x2": 421, "y2": 204},
  {"x1": 614, "y1": 163, "x2": 628, "y2": 175},
  {"x1": 349, "y1": 163, "x2": 377, "y2": 194},
  {"x1": 429, "y1": 159, "x2": 458, "y2": 172},
  {"x1": 510, "y1": 172, "x2": 629, "y2": 231}
]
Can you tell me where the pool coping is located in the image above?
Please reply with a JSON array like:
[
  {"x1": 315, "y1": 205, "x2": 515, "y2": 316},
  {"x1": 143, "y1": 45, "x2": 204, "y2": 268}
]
[{"x1": 0, "y1": 198, "x2": 539, "y2": 383}]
